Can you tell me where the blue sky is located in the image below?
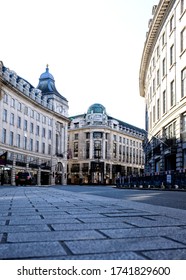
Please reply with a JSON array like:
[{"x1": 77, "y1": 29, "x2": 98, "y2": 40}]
[{"x1": 1, "y1": 0, "x2": 158, "y2": 128}]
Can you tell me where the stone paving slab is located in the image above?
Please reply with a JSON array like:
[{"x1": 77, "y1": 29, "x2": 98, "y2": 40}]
[
  {"x1": 0, "y1": 241, "x2": 67, "y2": 259},
  {"x1": 51, "y1": 222, "x2": 135, "y2": 231},
  {"x1": 100, "y1": 226, "x2": 186, "y2": 239},
  {"x1": 141, "y1": 249, "x2": 186, "y2": 260},
  {"x1": 0, "y1": 224, "x2": 51, "y2": 233},
  {"x1": 7, "y1": 229, "x2": 105, "y2": 242},
  {"x1": 65, "y1": 236, "x2": 186, "y2": 255}
]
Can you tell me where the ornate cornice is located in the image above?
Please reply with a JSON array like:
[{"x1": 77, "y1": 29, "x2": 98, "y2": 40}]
[{"x1": 139, "y1": 0, "x2": 173, "y2": 97}]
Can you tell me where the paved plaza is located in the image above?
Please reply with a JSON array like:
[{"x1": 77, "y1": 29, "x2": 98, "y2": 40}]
[{"x1": 0, "y1": 186, "x2": 186, "y2": 260}]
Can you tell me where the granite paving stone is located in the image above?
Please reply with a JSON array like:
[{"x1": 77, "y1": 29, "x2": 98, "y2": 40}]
[
  {"x1": 65, "y1": 236, "x2": 186, "y2": 255},
  {"x1": 0, "y1": 241, "x2": 67, "y2": 259},
  {"x1": 52, "y1": 222, "x2": 135, "y2": 231},
  {"x1": 121, "y1": 216, "x2": 186, "y2": 227},
  {"x1": 9, "y1": 219, "x2": 46, "y2": 225},
  {"x1": 7, "y1": 229, "x2": 105, "y2": 242},
  {"x1": 76, "y1": 217, "x2": 132, "y2": 223},
  {"x1": 167, "y1": 232, "x2": 186, "y2": 245},
  {"x1": 99, "y1": 226, "x2": 184, "y2": 239},
  {"x1": 0, "y1": 225, "x2": 51, "y2": 233},
  {"x1": 141, "y1": 249, "x2": 186, "y2": 260}
]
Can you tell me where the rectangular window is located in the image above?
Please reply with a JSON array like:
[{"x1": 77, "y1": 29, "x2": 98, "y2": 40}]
[
  {"x1": 153, "y1": 78, "x2": 156, "y2": 93},
  {"x1": 11, "y1": 98, "x2": 15, "y2": 108},
  {"x1": 3, "y1": 92, "x2": 8, "y2": 103},
  {"x1": 48, "y1": 144, "x2": 51, "y2": 155},
  {"x1": 2, "y1": 129, "x2": 6, "y2": 143},
  {"x1": 74, "y1": 142, "x2": 78, "y2": 157},
  {"x1": 30, "y1": 122, "x2": 34, "y2": 133},
  {"x1": 157, "y1": 99, "x2": 160, "y2": 120},
  {"x1": 48, "y1": 118, "x2": 52, "y2": 126},
  {"x1": 170, "y1": 80, "x2": 175, "y2": 107},
  {"x1": 10, "y1": 113, "x2": 14, "y2": 125},
  {"x1": 86, "y1": 141, "x2": 90, "y2": 159},
  {"x1": 17, "y1": 134, "x2": 21, "y2": 148},
  {"x1": 17, "y1": 102, "x2": 21, "y2": 111},
  {"x1": 24, "y1": 106, "x2": 28, "y2": 115},
  {"x1": 24, "y1": 136, "x2": 27, "y2": 149},
  {"x1": 162, "y1": 58, "x2": 166, "y2": 77},
  {"x1": 181, "y1": 0, "x2": 185, "y2": 14},
  {"x1": 42, "y1": 143, "x2": 45, "y2": 154},
  {"x1": 30, "y1": 139, "x2": 33, "y2": 151},
  {"x1": 36, "y1": 141, "x2": 39, "y2": 152},
  {"x1": 42, "y1": 115, "x2": 46, "y2": 124},
  {"x1": 10, "y1": 131, "x2": 14, "y2": 146},
  {"x1": 86, "y1": 132, "x2": 90, "y2": 139},
  {"x1": 48, "y1": 130, "x2": 52, "y2": 139},
  {"x1": 42, "y1": 128, "x2": 46, "y2": 137},
  {"x1": 3, "y1": 109, "x2": 7, "y2": 122},
  {"x1": 94, "y1": 140, "x2": 101, "y2": 159},
  {"x1": 170, "y1": 15, "x2": 174, "y2": 33},
  {"x1": 163, "y1": 90, "x2": 166, "y2": 114},
  {"x1": 36, "y1": 125, "x2": 40, "y2": 136},
  {"x1": 36, "y1": 113, "x2": 40, "y2": 121},
  {"x1": 24, "y1": 120, "x2": 28, "y2": 131},
  {"x1": 170, "y1": 45, "x2": 174, "y2": 66},
  {"x1": 157, "y1": 69, "x2": 160, "y2": 86},
  {"x1": 181, "y1": 68, "x2": 186, "y2": 98},
  {"x1": 74, "y1": 133, "x2": 78, "y2": 140},
  {"x1": 113, "y1": 143, "x2": 117, "y2": 158},
  {"x1": 153, "y1": 105, "x2": 155, "y2": 123},
  {"x1": 181, "y1": 28, "x2": 186, "y2": 53},
  {"x1": 162, "y1": 32, "x2": 166, "y2": 46},
  {"x1": 183, "y1": 114, "x2": 186, "y2": 131},
  {"x1": 30, "y1": 109, "x2": 34, "y2": 118},
  {"x1": 17, "y1": 116, "x2": 21, "y2": 128}
]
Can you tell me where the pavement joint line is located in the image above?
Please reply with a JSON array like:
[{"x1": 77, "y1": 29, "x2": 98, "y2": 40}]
[
  {"x1": 5, "y1": 220, "x2": 10, "y2": 226},
  {"x1": 163, "y1": 236, "x2": 186, "y2": 246},
  {"x1": 47, "y1": 224, "x2": 55, "y2": 231},
  {"x1": 59, "y1": 241, "x2": 74, "y2": 256},
  {"x1": 95, "y1": 229, "x2": 111, "y2": 239},
  {"x1": 1, "y1": 233, "x2": 8, "y2": 243}
]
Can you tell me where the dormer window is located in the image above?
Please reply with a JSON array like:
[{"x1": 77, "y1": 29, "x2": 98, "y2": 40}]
[{"x1": 74, "y1": 122, "x2": 79, "y2": 128}]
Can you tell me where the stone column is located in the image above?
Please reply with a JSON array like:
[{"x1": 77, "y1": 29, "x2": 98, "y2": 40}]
[{"x1": 89, "y1": 132, "x2": 93, "y2": 159}]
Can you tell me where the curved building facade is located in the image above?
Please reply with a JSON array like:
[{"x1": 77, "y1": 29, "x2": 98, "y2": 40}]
[
  {"x1": 139, "y1": 0, "x2": 186, "y2": 173},
  {"x1": 67, "y1": 103, "x2": 145, "y2": 185},
  {"x1": 0, "y1": 61, "x2": 69, "y2": 185}
]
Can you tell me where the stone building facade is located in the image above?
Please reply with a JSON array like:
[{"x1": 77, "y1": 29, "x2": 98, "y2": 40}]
[
  {"x1": 139, "y1": 0, "x2": 186, "y2": 173},
  {"x1": 67, "y1": 103, "x2": 145, "y2": 185},
  {"x1": 0, "y1": 61, "x2": 69, "y2": 185}
]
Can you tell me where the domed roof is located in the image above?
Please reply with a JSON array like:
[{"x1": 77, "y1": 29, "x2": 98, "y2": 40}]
[
  {"x1": 39, "y1": 65, "x2": 54, "y2": 81},
  {"x1": 87, "y1": 103, "x2": 106, "y2": 114},
  {"x1": 37, "y1": 65, "x2": 67, "y2": 101}
]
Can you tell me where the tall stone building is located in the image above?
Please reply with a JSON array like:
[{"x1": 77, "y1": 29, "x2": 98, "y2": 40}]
[
  {"x1": 67, "y1": 103, "x2": 146, "y2": 184},
  {"x1": 139, "y1": 0, "x2": 186, "y2": 173},
  {"x1": 0, "y1": 61, "x2": 69, "y2": 185}
]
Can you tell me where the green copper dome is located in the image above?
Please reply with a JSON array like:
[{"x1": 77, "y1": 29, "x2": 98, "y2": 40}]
[{"x1": 87, "y1": 103, "x2": 106, "y2": 114}]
